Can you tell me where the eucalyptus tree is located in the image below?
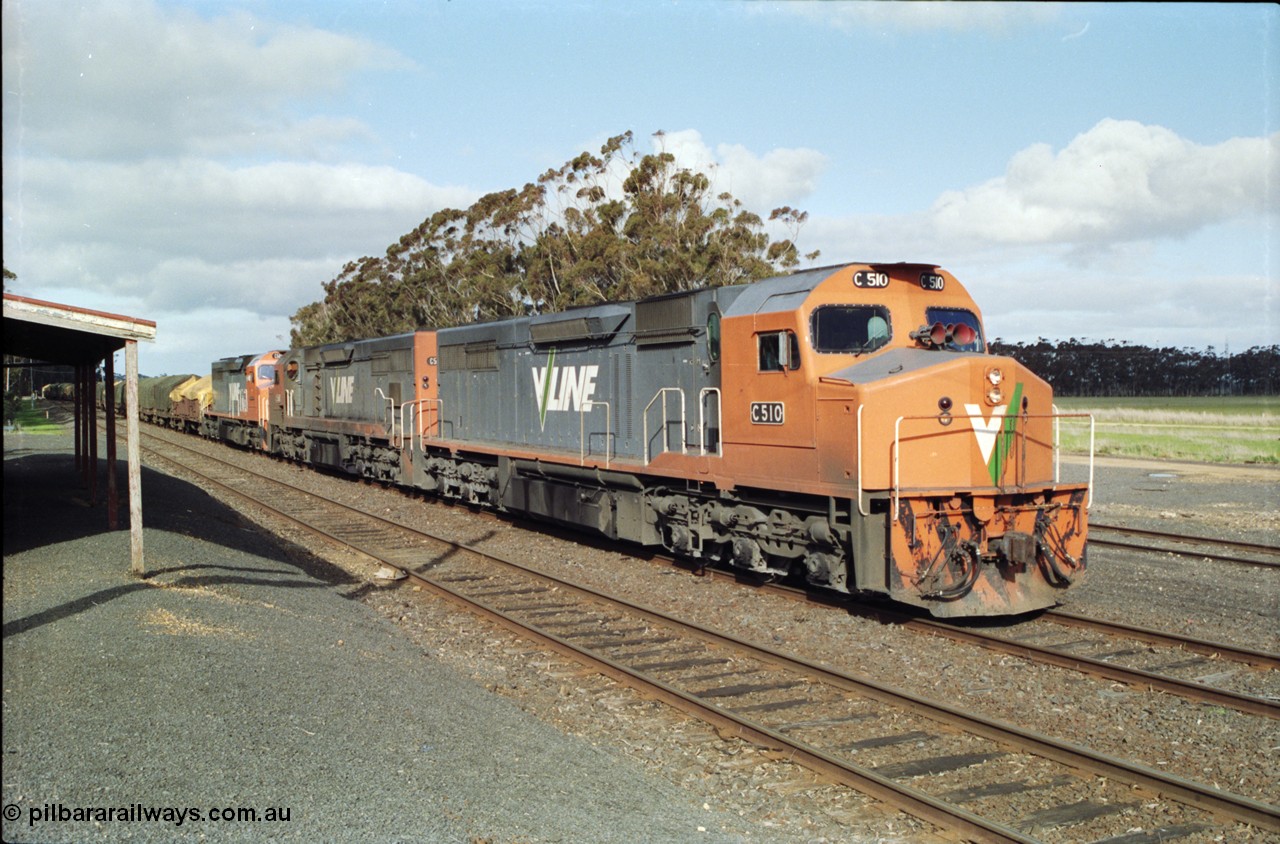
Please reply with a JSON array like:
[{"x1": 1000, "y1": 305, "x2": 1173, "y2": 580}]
[{"x1": 291, "y1": 131, "x2": 818, "y2": 345}]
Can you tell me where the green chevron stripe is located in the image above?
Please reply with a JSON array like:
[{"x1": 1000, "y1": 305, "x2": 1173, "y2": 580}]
[
  {"x1": 988, "y1": 382, "x2": 1023, "y2": 485},
  {"x1": 538, "y1": 348, "x2": 556, "y2": 430}
]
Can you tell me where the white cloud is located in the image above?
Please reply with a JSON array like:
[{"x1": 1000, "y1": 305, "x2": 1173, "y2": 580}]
[
  {"x1": 929, "y1": 119, "x2": 1278, "y2": 247},
  {"x1": 773, "y1": 1, "x2": 1062, "y2": 34},
  {"x1": 0, "y1": 0, "x2": 472, "y2": 329},
  {"x1": 2, "y1": 0, "x2": 406, "y2": 159},
  {"x1": 4, "y1": 157, "x2": 477, "y2": 313},
  {"x1": 806, "y1": 120, "x2": 1277, "y2": 263},
  {"x1": 652, "y1": 129, "x2": 828, "y2": 212},
  {"x1": 128, "y1": 304, "x2": 294, "y2": 377},
  {"x1": 797, "y1": 121, "x2": 1278, "y2": 350}
]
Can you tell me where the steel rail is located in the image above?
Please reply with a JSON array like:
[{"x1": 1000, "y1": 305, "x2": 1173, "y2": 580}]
[
  {"x1": 1042, "y1": 609, "x2": 1280, "y2": 670},
  {"x1": 131, "y1": 434, "x2": 1026, "y2": 842},
  {"x1": 1089, "y1": 523, "x2": 1280, "y2": 568},
  {"x1": 134, "y1": 430, "x2": 1280, "y2": 836},
  {"x1": 403, "y1": 570, "x2": 1035, "y2": 844},
  {"x1": 904, "y1": 617, "x2": 1279, "y2": 719},
  {"x1": 1089, "y1": 537, "x2": 1280, "y2": 568},
  {"x1": 1090, "y1": 522, "x2": 1280, "y2": 557},
  {"x1": 666, "y1": 561, "x2": 1280, "y2": 716}
]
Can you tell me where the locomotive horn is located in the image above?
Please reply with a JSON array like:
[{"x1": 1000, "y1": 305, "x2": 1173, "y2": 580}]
[
  {"x1": 909, "y1": 322, "x2": 949, "y2": 348},
  {"x1": 950, "y1": 323, "x2": 977, "y2": 346}
]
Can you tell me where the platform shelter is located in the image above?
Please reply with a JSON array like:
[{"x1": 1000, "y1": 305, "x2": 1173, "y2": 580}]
[{"x1": 3, "y1": 293, "x2": 157, "y2": 574}]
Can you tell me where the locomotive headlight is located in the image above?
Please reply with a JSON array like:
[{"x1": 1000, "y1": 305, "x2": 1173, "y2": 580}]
[
  {"x1": 986, "y1": 367, "x2": 1003, "y2": 386},
  {"x1": 986, "y1": 386, "x2": 1003, "y2": 405}
]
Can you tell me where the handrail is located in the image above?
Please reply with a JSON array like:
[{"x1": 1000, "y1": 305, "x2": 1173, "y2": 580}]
[
  {"x1": 643, "y1": 387, "x2": 686, "y2": 463},
  {"x1": 1050, "y1": 403, "x2": 1094, "y2": 486},
  {"x1": 889, "y1": 410, "x2": 1095, "y2": 522},
  {"x1": 698, "y1": 388, "x2": 722, "y2": 457},
  {"x1": 374, "y1": 388, "x2": 397, "y2": 440},
  {"x1": 1053, "y1": 404, "x2": 1060, "y2": 483},
  {"x1": 401, "y1": 398, "x2": 443, "y2": 452},
  {"x1": 396, "y1": 400, "x2": 409, "y2": 449},
  {"x1": 579, "y1": 400, "x2": 612, "y2": 468},
  {"x1": 1046, "y1": 410, "x2": 1094, "y2": 508},
  {"x1": 856, "y1": 404, "x2": 868, "y2": 516}
]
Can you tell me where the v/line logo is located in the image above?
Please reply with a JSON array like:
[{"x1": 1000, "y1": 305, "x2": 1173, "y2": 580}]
[
  {"x1": 329, "y1": 375, "x2": 355, "y2": 405},
  {"x1": 964, "y1": 382, "x2": 1024, "y2": 484},
  {"x1": 227, "y1": 382, "x2": 246, "y2": 414},
  {"x1": 531, "y1": 349, "x2": 599, "y2": 430}
]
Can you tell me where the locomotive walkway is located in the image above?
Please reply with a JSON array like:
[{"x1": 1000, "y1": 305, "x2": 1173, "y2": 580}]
[{"x1": 2, "y1": 430, "x2": 751, "y2": 843}]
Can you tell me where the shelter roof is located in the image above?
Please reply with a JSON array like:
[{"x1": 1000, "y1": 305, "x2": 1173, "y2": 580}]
[{"x1": 3, "y1": 293, "x2": 156, "y2": 365}]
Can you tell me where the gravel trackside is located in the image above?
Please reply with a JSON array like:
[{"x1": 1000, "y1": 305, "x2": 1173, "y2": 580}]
[
  {"x1": 2, "y1": 432, "x2": 776, "y2": 844},
  {"x1": 10, "y1": 421, "x2": 1275, "y2": 843}
]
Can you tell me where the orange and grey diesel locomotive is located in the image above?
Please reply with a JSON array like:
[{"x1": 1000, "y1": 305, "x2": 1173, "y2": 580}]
[
  {"x1": 220, "y1": 261, "x2": 1088, "y2": 618},
  {"x1": 101, "y1": 353, "x2": 285, "y2": 442},
  {"x1": 201, "y1": 350, "x2": 284, "y2": 447}
]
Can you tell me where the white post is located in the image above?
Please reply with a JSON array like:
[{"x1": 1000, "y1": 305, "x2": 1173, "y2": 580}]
[
  {"x1": 105, "y1": 351, "x2": 118, "y2": 530},
  {"x1": 126, "y1": 340, "x2": 144, "y2": 576}
]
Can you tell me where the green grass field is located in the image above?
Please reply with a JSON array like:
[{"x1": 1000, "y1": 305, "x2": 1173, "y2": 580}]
[
  {"x1": 1053, "y1": 396, "x2": 1279, "y2": 464},
  {"x1": 6, "y1": 406, "x2": 69, "y2": 435}
]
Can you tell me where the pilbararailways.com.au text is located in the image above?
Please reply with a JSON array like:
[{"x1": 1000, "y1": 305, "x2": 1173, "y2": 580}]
[{"x1": 4, "y1": 802, "x2": 292, "y2": 828}]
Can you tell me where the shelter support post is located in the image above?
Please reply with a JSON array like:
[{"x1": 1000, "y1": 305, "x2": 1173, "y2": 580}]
[
  {"x1": 88, "y1": 364, "x2": 98, "y2": 506},
  {"x1": 105, "y1": 351, "x2": 118, "y2": 530},
  {"x1": 125, "y1": 340, "x2": 144, "y2": 576},
  {"x1": 73, "y1": 365, "x2": 83, "y2": 476}
]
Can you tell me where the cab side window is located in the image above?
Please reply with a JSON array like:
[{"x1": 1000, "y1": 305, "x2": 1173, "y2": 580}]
[
  {"x1": 810, "y1": 305, "x2": 892, "y2": 354},
  {"x1": 758, "y1": 331, "x2": 800, "y2": 372}
]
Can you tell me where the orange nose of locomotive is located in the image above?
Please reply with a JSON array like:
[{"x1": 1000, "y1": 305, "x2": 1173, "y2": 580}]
[{"x1": 854, "y1": 352, "x2": 1089, "y2": 616}]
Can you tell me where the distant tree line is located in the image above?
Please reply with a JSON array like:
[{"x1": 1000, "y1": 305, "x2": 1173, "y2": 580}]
[
  {"x1": 988, "y1": 338, "x2": 1279, "y2": 397},
  {"x1": 290, "y1": 131, "x2": 818, "y2": 347}
]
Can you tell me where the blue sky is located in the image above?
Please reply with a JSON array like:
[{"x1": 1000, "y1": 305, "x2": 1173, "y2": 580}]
[{"x1": 3, "y1": 1, "x2": 1276, "y2": 376}]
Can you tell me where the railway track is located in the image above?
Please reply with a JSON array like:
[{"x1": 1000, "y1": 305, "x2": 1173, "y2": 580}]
[
  {"x1": 862, "y1": 606, "x2": 1279, "y2": 720},
  {"x1": 1089, "y1": 522, "x2": 1280, "y2": 568},
  {"x1": 131, "y1": 427, "x2": 1279, "y2": 844},
  {"x1": 604, "y1": 544, "x2": 1280, "y2": 719}
]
